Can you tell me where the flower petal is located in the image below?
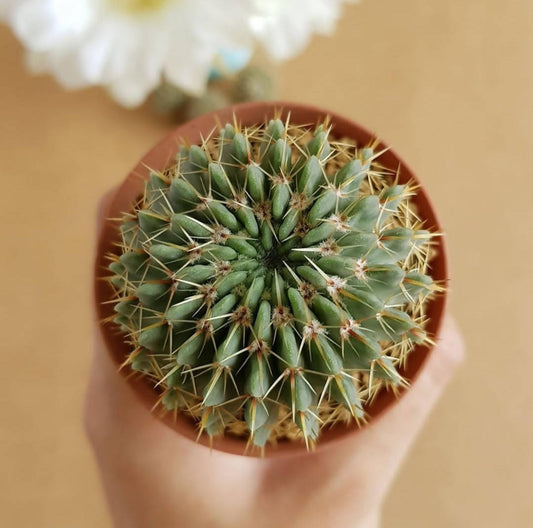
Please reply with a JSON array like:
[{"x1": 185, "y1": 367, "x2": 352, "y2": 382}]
[{"x1": 2, "y1": 0, "x2": 354, "y2": 106}]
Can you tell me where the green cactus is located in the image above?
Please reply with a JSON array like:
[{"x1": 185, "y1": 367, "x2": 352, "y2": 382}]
[
  {"x1": 150, "y1": 81, "x2": 187, "y2": 114},
  {"x1": 232, "y1": 65, "x2": 274, "y2": 103},
  {"x1": 108, "y1": 116, "x2": 439, "y2": 450}
]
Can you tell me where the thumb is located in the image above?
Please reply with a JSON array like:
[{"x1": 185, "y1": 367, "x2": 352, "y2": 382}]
[
  {"x1": 345, "y1": 314, "x2": 466, "y2": 478},
  {"x1": 259, "y1": 315, "x2": 465, "y2": 506}
]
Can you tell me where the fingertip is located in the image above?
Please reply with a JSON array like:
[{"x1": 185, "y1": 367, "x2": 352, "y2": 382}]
[
  {"x1": 391, "y1": 312, "x2": 465, "y2": 431},
  {"x1": 432, "y1": 313, "x2": 466, "y2": 377}
]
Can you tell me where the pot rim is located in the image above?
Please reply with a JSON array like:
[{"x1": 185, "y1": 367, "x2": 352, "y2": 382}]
[{"x1": 94, "y1": 100, "x2": 448, "y2": 458}]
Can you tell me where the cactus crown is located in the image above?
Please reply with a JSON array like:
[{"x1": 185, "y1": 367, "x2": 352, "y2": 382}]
[{"x1": 108, "y1": 116, "x2": 439, "y2": 451}]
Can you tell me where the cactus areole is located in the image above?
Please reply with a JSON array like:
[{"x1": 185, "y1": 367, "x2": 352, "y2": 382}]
[{"x1": 95, "y1": 102, "x2": 447, "y2": 456}]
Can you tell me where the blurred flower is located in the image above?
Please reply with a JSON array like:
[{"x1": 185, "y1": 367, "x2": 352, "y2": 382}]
[
  {"x1": 251, "y1": 0, "x2": 356, "y2": 60},
  {"x1": 0, "y1": 0, "x2": 355, "y2": 107},
  {"x1": 0, "y1": 0, "x2": 254, "y2": 107}
]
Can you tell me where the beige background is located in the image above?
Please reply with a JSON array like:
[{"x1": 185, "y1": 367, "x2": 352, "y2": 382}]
[{"x1": 1, "y1": 0, "x2": 531, "y2": 526}]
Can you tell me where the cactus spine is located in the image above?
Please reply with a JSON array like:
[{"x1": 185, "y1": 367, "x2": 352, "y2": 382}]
[{"x1": 108, "y1": 116, "x2": 439, "y2": 450}]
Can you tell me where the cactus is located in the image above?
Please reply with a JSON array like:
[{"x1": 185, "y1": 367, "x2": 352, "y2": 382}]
[
  {"x1": 107, "y1": 116, "x2": 440, "y2": 450},
  {"x1": 150, "y1": 81, "x2": 187, "y2": 114},
  {"x1": 151, "y1": 66, "x2": 274, "y2": 121},
  {"x1": 232, "y1": 65, "x2": 274, "y2": 103}
]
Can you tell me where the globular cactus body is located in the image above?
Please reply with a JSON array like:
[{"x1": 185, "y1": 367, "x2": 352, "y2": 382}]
[{"x1": 109, "y1": 116, "x2": 437, "y2": 449}]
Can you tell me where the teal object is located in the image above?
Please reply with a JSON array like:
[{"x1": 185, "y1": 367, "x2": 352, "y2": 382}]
[{"x1": 209, "y1": 49, "x2": 253, "y2": 80}]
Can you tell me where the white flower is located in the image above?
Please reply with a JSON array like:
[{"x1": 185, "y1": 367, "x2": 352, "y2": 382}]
[
  {"x1": 250, "y1": 0, "x2": 357, "y2": 60},
  {"x1": 0, "y1": 0, "x2": 356, "y2": 107}
]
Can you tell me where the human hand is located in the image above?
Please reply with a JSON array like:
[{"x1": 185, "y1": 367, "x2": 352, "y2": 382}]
[{"x1": 86, "y1": 190, "x2": 465, "y2": 528}]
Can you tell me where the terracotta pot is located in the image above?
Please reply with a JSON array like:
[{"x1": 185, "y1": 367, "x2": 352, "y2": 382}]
[{"x1": 94, "y1": 101, "x2": 448, "y2": 457}]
